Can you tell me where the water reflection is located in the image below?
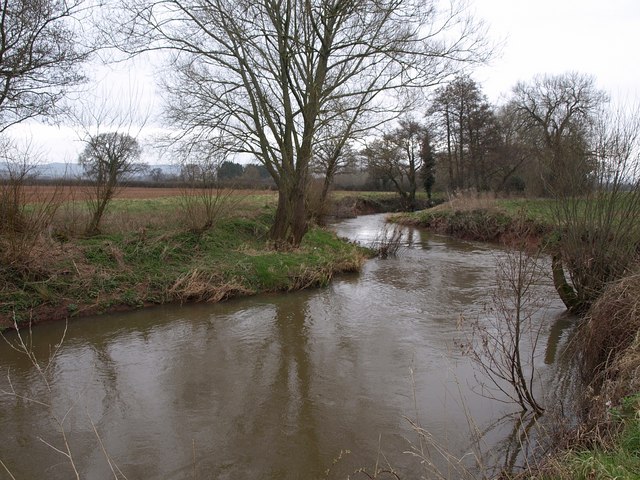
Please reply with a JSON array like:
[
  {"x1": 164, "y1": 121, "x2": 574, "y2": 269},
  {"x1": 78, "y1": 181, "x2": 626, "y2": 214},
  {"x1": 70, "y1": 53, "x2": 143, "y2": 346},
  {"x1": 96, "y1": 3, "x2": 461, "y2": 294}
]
[{"x1": 543, "y1": 313, "x2": 576, "y2": 365}]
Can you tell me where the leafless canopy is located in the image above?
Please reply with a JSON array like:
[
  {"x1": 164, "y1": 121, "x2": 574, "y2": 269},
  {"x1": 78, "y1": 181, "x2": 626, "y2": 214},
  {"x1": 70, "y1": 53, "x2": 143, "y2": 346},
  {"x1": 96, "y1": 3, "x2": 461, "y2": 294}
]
[
  {"x1": 364, "y1": 118, "x2": 428, "y2": 210},
  {"x1": 511, "y1": 72, "x2": 608, "y2": 195},
  {"x1": 79, "y1": 132, "x2": 145, "y2": 234},
  {"x1": 119, "y1": 0, "x2": 489, "y2": 244},
  {"x1": 0, "y1": 0, "x2": 93, "y2": 131}
]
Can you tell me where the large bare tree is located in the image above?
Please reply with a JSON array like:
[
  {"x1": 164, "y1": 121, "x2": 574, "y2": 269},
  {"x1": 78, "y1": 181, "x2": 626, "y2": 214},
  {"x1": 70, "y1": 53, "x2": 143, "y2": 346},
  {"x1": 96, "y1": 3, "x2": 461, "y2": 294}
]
[
  {"x1": 0, "y1": 0, "x2": 93, "y2": 131},
  {"x1": 511, "y1": 72, "x2": 607, "y2": 195},
  {"x1": 119, "y1": 0, "x2": 488, "y2": 246}
]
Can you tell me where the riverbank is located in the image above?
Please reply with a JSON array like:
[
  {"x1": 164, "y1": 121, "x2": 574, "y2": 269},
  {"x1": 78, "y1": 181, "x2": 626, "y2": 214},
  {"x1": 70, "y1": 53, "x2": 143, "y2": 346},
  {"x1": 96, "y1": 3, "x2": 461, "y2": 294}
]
[
  {"x1": 531, "y1": 268, "x2": 640, "y2": 479},
  {"x1": 329, "y1": 191, "x2": 437, "y2": 219},
  {"x1": 389, "y1": 195, "x2": 553, "y2": 246},
  {"x1": 2, "y1": 190, "x2": 400, "y2": 330},
  {"x1": 1, "y1": 218, "x2": 370, "y2": 330},
  {"x1": 392, "y1": 194, "x2": 640, "y2": 479}
]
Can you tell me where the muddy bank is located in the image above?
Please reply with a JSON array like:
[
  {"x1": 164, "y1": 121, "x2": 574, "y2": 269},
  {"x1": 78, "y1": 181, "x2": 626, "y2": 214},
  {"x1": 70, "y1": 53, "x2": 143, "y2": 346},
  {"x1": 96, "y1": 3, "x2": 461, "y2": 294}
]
[{"x1": 390, "y1": 208, "x2": 552, "y2": 249}]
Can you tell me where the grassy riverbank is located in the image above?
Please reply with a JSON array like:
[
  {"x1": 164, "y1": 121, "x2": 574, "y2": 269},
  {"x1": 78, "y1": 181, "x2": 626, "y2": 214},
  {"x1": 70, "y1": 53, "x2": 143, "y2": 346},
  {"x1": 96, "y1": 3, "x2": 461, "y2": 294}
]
[
  {"x1": 393, "y1": 193, "x2": 640, "y2": 479},
  {"x1": 1, "y1": 189, "x2": 380, "y2": 329},
  {"x1": 535, "y1": 269, "x2": 640, "y2": 480},
  {"x1": 390, "y1": 194, "x2": 554, "y2": 244}
]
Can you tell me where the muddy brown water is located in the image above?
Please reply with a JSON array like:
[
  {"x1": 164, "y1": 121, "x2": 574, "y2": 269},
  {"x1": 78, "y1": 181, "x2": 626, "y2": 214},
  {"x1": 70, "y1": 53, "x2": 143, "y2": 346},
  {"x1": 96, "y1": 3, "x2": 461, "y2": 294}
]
[{"x1": 0, "y1": 214, "x2": 574, "y2": 479}]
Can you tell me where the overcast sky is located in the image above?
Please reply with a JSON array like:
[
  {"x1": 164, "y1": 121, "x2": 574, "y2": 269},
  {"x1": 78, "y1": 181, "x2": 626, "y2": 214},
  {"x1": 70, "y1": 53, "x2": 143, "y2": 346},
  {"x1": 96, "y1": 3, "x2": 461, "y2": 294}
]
[
  {"x1": 474, "y1": 0, "x2": 640, "y2": 103},
  {"x1": 7, "y1": 0, "x2": 640, "y2": 164}
]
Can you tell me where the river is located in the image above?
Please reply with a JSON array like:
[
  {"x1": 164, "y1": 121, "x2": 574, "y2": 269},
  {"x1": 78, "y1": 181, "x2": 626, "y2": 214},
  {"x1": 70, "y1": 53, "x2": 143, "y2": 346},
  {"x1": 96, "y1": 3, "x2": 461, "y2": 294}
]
[{"x1": 0, "y1": 214, "x2": 573, "y2": 479}]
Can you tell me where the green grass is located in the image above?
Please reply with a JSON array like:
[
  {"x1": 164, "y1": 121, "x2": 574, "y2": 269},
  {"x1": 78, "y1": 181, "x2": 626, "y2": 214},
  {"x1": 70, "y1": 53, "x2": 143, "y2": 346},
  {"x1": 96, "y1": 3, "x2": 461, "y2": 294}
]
[
  {"x1": 496, "y1": 193, "x2": 640, "y2": 226},
  {"x1": 496, "y1": 198, "x2": 556, "y2": 224},
  {"x1": 547, "y1": 407, "x2": 640, "y2": 479},
  {"x1": 395, "y1": 193, "x2": 640, "y2": 245},
  {"x1": 1, "y1": 196, "x2": 369, "y2": 326},
  {"x1": 389, "y1": 195, "x2": 557, "y2": 244},
  {"x1": 105, "y1": 197, "x2": 184, "y2": 214}
]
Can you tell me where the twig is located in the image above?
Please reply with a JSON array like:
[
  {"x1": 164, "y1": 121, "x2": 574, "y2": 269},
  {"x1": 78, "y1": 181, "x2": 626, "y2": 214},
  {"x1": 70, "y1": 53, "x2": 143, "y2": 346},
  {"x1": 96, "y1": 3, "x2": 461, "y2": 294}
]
[{"x1": 0, "y1": 459, "x2": 17, "y2": 480}]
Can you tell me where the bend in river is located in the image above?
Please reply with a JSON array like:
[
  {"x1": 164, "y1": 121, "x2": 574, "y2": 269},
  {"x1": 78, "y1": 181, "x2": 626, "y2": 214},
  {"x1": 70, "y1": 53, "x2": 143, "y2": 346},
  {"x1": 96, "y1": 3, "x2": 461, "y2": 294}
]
[{"x1": 0, "y1": 214, "x2": 575, "y2": 479}]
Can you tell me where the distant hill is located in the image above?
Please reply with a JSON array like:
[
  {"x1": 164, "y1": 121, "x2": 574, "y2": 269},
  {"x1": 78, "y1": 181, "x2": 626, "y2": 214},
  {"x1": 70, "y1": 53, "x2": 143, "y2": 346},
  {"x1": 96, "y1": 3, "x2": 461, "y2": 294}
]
[
  {"x1": 0, "y1": 162, "x2": 181, "y2": 180},
  {"x1": 36, "y1": 162, "x2": 84, "y2": 178}
]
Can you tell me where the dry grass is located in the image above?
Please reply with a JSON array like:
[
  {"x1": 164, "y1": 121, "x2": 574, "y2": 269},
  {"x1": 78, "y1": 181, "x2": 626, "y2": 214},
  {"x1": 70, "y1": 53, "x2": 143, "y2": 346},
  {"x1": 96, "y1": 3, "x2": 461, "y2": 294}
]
[
  {"x1": 0, "y1": 180, "x2": 64, "y2": 265},
  {"x1": 98, "y1": 208, "x2": 183, "y2": 234},
  {"x1": 39, "y1": 187, "x2": 277, "y2": 235},
  {"x1": 169, "y1": 269, "x2": 254, "y2": 303},
  {"x1": 22, "y1": 185, "x2": 277, "y2": 202},
  {"x1": 580, "y1": 268, "x2": 640, "y2": 412},
  {"x1": 288, "y1": 265, "x2": 333, "y2": 290},
  {"x1": 430, "y1": 189, "x2": 498, "y2": 213}
]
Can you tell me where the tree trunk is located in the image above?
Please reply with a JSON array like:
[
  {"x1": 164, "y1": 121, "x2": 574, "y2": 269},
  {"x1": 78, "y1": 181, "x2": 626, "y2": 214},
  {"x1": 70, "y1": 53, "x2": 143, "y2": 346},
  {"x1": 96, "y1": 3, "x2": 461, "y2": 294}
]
[
  {"x1": 445, "y1": 109, "x2": 454, "y2": 189},
  {"x1": 271, "y1": 189, "x2": 291, "y2": 246},
  {"x1": 551, "y1": 253, "x2": 579, "y2": 312},
  {"x1": 86, "y1": 184, "x2": 115, "y2": 236},
  {"x1": 291, "y1": 182, "x2": 307, "y2": 245},
  {"x1": 319, "y1": 156, "x2": 338, "y2": 215},
  {"x1": 270, "y1": 179, "x2": 308, "y2": 248},
  {"x1": 458, "y1": 104, "x2": 465, "y2": 189},
  {"x1": 408, "y1": 185, "x2": 416, "y2": 211}
]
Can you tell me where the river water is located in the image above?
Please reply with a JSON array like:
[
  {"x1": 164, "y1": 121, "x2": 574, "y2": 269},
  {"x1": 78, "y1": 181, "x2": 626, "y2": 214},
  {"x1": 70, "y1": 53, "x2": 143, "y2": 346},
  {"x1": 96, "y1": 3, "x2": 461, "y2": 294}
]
[{"x1": 0, "y1": 214, "x2": 573, "y2": 479}]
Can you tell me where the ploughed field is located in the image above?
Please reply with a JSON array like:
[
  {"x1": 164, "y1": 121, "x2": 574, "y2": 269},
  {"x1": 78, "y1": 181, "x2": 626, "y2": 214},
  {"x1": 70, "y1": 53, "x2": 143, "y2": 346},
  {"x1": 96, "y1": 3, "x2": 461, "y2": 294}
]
[{"x1": 22, "y1": 185, "x2": 276, "y2": 202}]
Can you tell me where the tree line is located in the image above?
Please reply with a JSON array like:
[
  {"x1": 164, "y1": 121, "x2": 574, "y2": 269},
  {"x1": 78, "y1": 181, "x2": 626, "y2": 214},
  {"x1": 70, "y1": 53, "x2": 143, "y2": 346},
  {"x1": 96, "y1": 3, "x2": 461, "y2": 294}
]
[
  {"x1": 0, "y1": 0, "x2": 626, "y2": 249},
  {"x1": 353, "y1": 72, "x2": 609, "y2": 209}
]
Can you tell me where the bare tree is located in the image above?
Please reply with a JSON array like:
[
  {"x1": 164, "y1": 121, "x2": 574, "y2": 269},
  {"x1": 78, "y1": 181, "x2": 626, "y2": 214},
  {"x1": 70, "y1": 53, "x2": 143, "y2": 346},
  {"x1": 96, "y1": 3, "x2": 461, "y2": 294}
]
[
  {"x1": 79, "y1": 132, "x2": 145, "y2": 235},
  {"x1": 394, "y1": 119, "x2": 430, "y2": 211},
  {"x1": 0, "y1": 136, "x2": 61, "y2": 263},
  {"x1": 420, "y1": 130, "x2": 436, "y2": 204},
  {"x1": 551, "y1": 104, "x2": 640, "y2": 313},
  {"x1": 429, "y1": 75, "x2": 498, "y2": 191},
  {"x1": 364, "y1": 119, "x2": 429, "y2": 211},
  {"x1": 510, "y1": 72, "x2": 607, "y2": 195},
  {"x1": 490, "y1": 102, "x2": 534, "y2": 194},
  {"x1": 463, "y1": 246, "x2": 547, "y2": 415},
  {"x1": 312, "y1": 114, "x2": 360, "y2": 209},
  {"x1": 0, "y1": 0, "x2": 93, "y2": 131},
  {"x1": 70, "y1": 79, "x2": 151, "y2": 235},
  {"x1": 363, "y1": 133, "x2": 399, "y2": 191},
  {"x1": 0, "y1": 136, "x2": 39, "y2": 235},
  {"x1": 149, "y1": 167, "x2": 165, "y2": 183},
  {"x1": 173, "y1": 136, "x2": 236, "y2": 232},
  {"x1": 119, "y1": 0, "x2": 489, "y2": 246}
]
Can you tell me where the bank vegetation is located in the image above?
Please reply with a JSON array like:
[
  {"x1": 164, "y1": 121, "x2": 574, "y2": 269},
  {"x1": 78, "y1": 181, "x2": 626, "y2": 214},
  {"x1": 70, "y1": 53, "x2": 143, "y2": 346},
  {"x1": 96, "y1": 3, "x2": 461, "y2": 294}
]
[
  {"x1": 0, "y1": 189, "x2": 378, "y2": 330},
  {"x1": 392, "y1": 189, "x2": 640, "y2": 478}
]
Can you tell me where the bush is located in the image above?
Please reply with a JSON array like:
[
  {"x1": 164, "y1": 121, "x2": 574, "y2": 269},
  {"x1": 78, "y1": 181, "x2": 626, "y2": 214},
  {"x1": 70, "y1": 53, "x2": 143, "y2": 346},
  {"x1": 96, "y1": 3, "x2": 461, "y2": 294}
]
[
  {"x1": 0, "y1": 141, "x2": 62, "y2": 265},
  {"x1": 580, "y1": 268, "x2": 640, "y2": 404}
]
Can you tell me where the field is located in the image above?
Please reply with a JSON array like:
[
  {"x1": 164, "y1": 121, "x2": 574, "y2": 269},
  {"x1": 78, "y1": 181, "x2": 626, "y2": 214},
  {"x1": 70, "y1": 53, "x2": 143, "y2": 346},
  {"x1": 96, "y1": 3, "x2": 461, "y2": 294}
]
[
  {"x1": 11, "y1": 185, "x2": 279, "y2": 235},
  {"x1": 22, "y1": 185, "x2": 277, "y2": 202}
]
